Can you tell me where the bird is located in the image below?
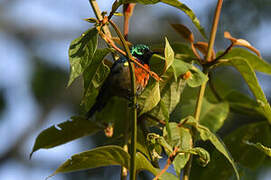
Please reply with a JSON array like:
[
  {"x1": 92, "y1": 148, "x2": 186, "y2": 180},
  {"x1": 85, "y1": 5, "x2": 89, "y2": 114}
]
[{"x1": 87, "y1": 44, "x2": 155, "y2": 118}]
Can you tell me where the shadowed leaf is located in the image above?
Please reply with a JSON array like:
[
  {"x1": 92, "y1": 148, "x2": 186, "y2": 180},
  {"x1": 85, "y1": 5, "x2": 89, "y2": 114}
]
[
  {"x1": 171, "y1": 24, "x2": 194, "y2": 42},
  {"x1": 82, "y1": 48, "x2": 111, "y2": 111},
  {"x1": 182, "y1": 116, "x2": 240, "y2": 180},
  {"x1": 30, "y1": 116, "x2": 101, "y2": 158},
  {"x1": 219, "y1": 57, "x2": 271, "y2": 123}
]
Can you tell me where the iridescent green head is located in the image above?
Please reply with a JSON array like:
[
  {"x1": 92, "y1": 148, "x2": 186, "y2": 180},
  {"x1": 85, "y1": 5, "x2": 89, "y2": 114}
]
[{"x1": 131, "y1": 44, "x2": 153, "y2": 64}]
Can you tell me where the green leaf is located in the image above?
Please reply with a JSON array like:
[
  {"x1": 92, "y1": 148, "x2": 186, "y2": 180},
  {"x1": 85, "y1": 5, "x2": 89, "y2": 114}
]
[
  {"x1": 173, "y1": 59, "x2": 208, "y2": 87},
  {"x1": 164, "y1": 37, "x2": 175, "y2": 71},
  {"x1": 173, "y1": 98, "x2": 229, "y2": 132},
  {"x1": 67, "y1": 28, "x2": 98, "y2": 87},
  {"x1": 147, "y1": 69, "x2": 186, "y2": 121},
  {"x1": 138, "y1": 80, "x2": 160, "y2": 115},
  {"x1": 220, "y1": 57, "x2": 271, "y2": 123},
  {"x1": 192, "y1": 121, "x2": 271, "y2": 180},
  {"x1": 182, "y1": 147, "x2": 210, "y2": 167},
  {"x1": 171, "y1": 42, "x2": 196, "y2": 62},
  {"x1": 116, "y1": 0, "x2": 206, "y2": 38},
  {"x1": 49, "y1": 145, "x2": 129, "y2": 177},
  {"x1": 199, "y1": 101, "x2": 229, "y2": 132},
  {"x1": 183, "y1": 116, "x2": 240, "y2": 180},
  {"x1": 245, "y1": 141, "x2": 271, "y2": 157},
  {"x1": 225, "y1": 122, "x2": 271, "y2": 169},
  {"x1": 160, "y1": 0, "x2": 206, "y2": 38},
  {"x1": 224, "y1": 90, "x2": 265, "y2": 116},
  {"x1": 163, "y1": 122, "x2": 192, "y2": 177},
  {"x1": 49, "y1": 145, "x2": 178, "y2": 180},
  {"x1": 96, "y1": 97, "x2": 129, "y2": 136},
  {"x1": 149, "y1": 54, "x2": 166, "y2": 76},
  {"x1": 81, "y1": 49, "x2": 111, "y2": 111},
  {"x1": 197, "y1": 125, "x2": 239, "y2": 180},
  {"x1": 30, "y1": 116, "x2": 101, "y2": 158},
  {"x1": 218, "y1": 48, "x2": 271, "y2": 74}
]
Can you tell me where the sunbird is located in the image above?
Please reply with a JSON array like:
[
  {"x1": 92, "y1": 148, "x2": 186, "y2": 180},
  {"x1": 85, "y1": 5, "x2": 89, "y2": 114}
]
[{"x1": 87, "y1": 44, "x2": 154, "y2": 118}]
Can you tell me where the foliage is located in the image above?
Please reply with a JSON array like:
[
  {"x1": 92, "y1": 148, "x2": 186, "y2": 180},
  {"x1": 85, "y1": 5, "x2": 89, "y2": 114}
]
[{"x1": 31, "y1": 0, "x2": 271, "y2": 180}]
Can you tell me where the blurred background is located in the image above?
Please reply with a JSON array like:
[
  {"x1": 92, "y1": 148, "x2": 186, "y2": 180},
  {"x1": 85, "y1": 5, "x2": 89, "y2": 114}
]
[{"x1": 0, "y1": 0, "x2": 270, "y2": 179}]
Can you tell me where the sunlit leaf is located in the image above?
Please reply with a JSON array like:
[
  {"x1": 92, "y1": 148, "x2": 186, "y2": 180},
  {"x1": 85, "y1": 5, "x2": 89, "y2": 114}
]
[
  {"x1": 217, "y1": 48, "x2": 271, "y2": 75},
  {"x1": 30, "y1": 116, "x2": 101, "y2": 158},
  {"x1": 49, "y1": 146, "x2": 177, "y2": 180},
  {"x1": 138, "y1": 80, "x2": 160, "y2": 115},
  {"x1": 173, "y1": 59, "x2": 208, "y2": 87},
  {"x1": 224, "y1": 31, "x2": 261, "y2": 57},
  {"x1": 164, "y1": 37, "x2": 175, "y2": 72},
  {"x1": 49, "y1": 145, "x2": 129, "y2": 177},
  {"x1": 67, "y1": 28, "x2": 98, "y2": 87},
  {"x1": 173, "y1": 96, "x2": 228, "y2": 132},
  {"x1": 147, "y1": 69, "x2": 186, "y2": 121}
]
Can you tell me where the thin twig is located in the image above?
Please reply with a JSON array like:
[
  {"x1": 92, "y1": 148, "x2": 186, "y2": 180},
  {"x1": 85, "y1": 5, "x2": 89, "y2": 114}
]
[
  {"x1": 153, "y1": 147, "x2": 179, "y2": 180},
  {"x1": 88, "y1": 0, "x2": 112, "y2": 38},
  {"x1": 212, "y1": 42, "x2": 234, "y2": 62},
  {"x1": 206, "y1": 0, "x2": 224, "y2": 62}
]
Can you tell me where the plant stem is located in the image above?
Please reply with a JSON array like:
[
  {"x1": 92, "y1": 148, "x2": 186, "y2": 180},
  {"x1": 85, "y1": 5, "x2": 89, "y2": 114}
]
[
  {"x1": 206, "y1": 0, "x2": 223, "y2": 62},
  {"x1": 108, "y1": 20, "x2": 137, "y2": 180},
  {"x1": 88, "y1": 0, "x2": 112, "y2": 38},
  {"x1": 183, "y1": 1, "x2": 223, "y2": 179}
]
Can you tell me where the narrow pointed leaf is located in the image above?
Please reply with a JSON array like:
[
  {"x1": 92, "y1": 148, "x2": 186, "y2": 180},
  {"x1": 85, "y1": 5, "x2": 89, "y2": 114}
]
[
  {"x1": 164, "y1": 38, "x2": 175, "y2": 71},
  {"x1": 30, "y1": 116, "x2": 101, "y2": 158}
]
